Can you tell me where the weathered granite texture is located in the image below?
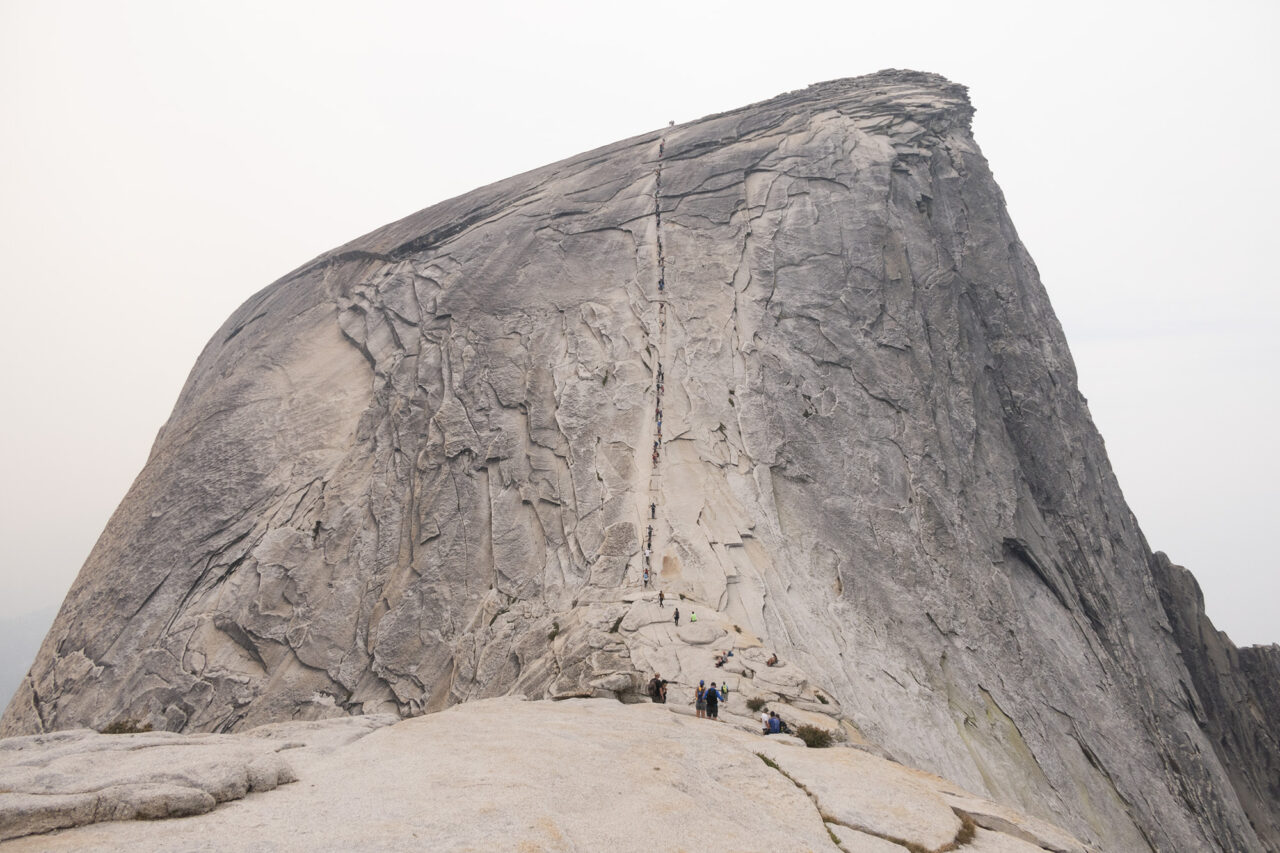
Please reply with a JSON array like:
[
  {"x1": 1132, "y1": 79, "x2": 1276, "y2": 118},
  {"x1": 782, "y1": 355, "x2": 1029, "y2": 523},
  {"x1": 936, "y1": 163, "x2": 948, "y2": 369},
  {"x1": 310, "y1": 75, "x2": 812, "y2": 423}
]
[
  {"x1": 2, "y1": 70, "x2": 1274, "y2": 851},
  {"x1": 0, "y1": 697, "x2": 1089, "y2": 851},
  {"x1": 1149, "y1": 552, "x2": 1280, "y2": 848},
  {"x1": 0, "y1": 715, "x2": 394, "y2": 841}
]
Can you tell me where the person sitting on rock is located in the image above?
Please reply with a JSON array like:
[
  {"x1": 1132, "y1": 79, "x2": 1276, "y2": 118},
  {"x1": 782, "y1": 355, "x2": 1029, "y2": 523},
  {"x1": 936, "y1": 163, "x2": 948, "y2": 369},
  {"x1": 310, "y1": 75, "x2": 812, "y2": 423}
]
[
  {"x1": 714, "y1": 653, "x2": 727, "y2": 668},
  {"x1": 761, "y1": 708, "x2": 770, "y2": 734},
  {"x1": 689, "y1": 611, "x2": 697, "y2": 623},
  {"x1": 768, "y1": 712, "x2": 782, "y2": 735},
  {"x1": 705, "y1": 681, "x2": 720, "y2": 720},
  {"x1": 766, "y1": 653, "x2": 778, "y2": 667}
]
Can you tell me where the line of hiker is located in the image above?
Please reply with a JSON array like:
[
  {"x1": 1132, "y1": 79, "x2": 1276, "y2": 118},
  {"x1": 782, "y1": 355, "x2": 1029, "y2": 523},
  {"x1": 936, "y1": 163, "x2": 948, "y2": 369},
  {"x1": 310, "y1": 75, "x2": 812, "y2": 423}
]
[
  {"x1": 651, "y1": 362, "x2": 665, "y2": 467},
  {"x1": 655, "y1": 136, "x2": 666, "y2": 293},
  {"x1": 642, "y1": 131, "x2": 668, "y2": 593}
]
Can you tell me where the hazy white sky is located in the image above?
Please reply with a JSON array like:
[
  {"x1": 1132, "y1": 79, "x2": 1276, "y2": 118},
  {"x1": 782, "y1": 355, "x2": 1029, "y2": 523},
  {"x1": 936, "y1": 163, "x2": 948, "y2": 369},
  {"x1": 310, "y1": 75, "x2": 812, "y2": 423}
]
[{"x1": 1, "y1": 0, "x2": 1275, "y2": 646}]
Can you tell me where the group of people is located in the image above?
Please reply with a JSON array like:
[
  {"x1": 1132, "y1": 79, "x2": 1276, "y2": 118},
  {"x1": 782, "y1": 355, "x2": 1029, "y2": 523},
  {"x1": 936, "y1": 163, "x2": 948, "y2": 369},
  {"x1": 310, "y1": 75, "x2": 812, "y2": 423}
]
[
  {"x1": 654, "y1": 146, "x2": 666, "y2": 291},
  {"x1": 673, "y1": 608, "x2": 697, "y2": 627},
  {"x1": 643, "y1": 524, "x2": 655, "y2": 588},
  {"x1": 760, "y1": 709, "x2": 791, "y2": 736},
  {"x1": 651, "y1": 363, "x2": 665, "y2": 466},
  {"x1": 646, "y1": 673, "x2": 794, "y2": 738}
]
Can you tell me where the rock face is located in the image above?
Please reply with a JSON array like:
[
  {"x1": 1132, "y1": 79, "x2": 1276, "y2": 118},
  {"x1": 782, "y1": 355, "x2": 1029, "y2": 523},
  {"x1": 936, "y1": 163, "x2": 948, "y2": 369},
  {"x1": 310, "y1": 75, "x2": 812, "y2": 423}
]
[
  {"x1": 1148, "y1": 552, "x2": 1280, "y2": 848},
  {"x1": 2, "y1": 70, "x2": 1275, "y2": 851},
  {"x1": 0, "y1": 697, "x2": 1090, "y2": 851}
]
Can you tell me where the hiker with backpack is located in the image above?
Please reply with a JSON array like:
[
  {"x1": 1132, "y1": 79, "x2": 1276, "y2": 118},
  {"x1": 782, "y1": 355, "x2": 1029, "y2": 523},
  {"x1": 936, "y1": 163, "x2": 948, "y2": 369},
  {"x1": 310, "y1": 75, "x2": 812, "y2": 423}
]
[
  {"x1": 705, "y1": 681, "x2": 720, "y2": 720},
  {"x1": 695, "y1": 681, "x2": 707, "y2": 718},
  {"x1": 648, "y1": 674, "x2": 668, "y2": 703}
]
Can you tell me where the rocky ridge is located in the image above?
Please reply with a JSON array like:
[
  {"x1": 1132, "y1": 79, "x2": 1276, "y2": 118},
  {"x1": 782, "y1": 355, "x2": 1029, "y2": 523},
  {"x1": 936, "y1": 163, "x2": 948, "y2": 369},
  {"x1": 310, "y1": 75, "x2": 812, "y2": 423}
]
[
  {"x1": 3, "y1": 70, "x2": 1276, "y2": 851},
  {"x1": 2, "y1": 697, "x2": 1091, "y2": 851}
]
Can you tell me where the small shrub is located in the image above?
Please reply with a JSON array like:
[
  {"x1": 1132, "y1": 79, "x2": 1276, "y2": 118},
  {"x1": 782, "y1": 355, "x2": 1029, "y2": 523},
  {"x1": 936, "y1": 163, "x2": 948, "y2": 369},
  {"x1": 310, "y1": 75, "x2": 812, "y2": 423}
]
[
  {"x1": 547, "y1": 621, "x2": 560, "y2": 641},
  {"x1": 954, "y1": 814, "x2": 977, "y2": 846},
  {"x1": 826, "y1": 825, "x2": 841, "y2": 845},
  {"x1": 101, "y1": 718, "x2": 152, "y2": 735},
  {"x1": 678, "y1": 593, "x2": 686, "y2": 600},
  {"x1": 746, "y1": 697, "x2": 767, "y2": 713},
  {"x1": 795, "y1": 724, "x2": 833, "y2": 748},
  {"x1": 754, "y1": 752, "x2": 780, "y2": 771},
  {"x1": 815, "y1": 693, "x2": 828, "y2": 705},
  {"x1": 609, "y1": 615, "x2": 623, "y2": 633},
  {"x1": 733, "y1": 624, "x2": 742, "y2": 633}
]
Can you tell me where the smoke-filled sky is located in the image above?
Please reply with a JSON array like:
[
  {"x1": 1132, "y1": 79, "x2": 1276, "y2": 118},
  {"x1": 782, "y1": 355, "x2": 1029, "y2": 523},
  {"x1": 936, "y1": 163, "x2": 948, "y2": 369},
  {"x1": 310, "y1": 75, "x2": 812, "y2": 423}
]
[{"x1": 1, "y1": 0, "x2": 1276, "y2": 648}]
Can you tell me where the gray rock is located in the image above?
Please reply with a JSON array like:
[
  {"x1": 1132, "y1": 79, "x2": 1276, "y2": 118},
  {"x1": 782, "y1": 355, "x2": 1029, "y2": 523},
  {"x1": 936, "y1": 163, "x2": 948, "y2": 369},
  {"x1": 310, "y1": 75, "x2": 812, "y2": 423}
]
[
  {"x1": 1148, "y1": 552, "x2": 1280, "y2": 848},
  {"x1": 0, "y1": 697, "x2": 1084, "y2": 851},
  {"x1": 0, "y1": 715, "x2": 393, "y2": 840},
  {"x1": 1, "y1": 70, "x2": 1273, "y2": 852}
]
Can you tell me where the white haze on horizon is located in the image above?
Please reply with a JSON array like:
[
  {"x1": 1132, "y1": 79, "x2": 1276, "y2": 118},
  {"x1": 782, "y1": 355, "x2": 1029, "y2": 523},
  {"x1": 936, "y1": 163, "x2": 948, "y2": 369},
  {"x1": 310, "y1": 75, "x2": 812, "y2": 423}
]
[{"x1": 0, "y1": 0, "x2": 1276, "y2": 662}]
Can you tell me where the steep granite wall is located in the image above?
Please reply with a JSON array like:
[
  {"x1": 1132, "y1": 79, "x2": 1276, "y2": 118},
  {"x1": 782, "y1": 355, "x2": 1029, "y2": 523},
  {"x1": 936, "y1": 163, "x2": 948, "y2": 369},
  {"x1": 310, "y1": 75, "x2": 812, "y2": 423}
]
[
  {"x1": 1150, "y1": 551, "x2": 1280, "y2": 848},
  {"x1": 3, "y1": 71, "x2": 1273, "y2": 852}
]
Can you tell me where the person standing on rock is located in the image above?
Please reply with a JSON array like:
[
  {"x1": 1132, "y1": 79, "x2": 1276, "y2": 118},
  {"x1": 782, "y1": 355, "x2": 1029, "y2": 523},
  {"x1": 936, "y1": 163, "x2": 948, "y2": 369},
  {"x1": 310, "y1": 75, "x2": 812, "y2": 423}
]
[
  {"x1": 658, "y1": 590, "x2": 665, "y2": 608},
  {"x1": 651, "y1": 502, "x2": 656, "y2": 519},
  {"x1": 674, "y1": 607, "x2": 680, "y2": 626},
  {"x1": 695, "y1": 681, "x2": 707, "y2": 718},
  {"x1": 761, "y1": 707, "x2": 770, "y2": 734},
  {"x1": 705, "y1": 682, "x2": 720, "y2": 720}
]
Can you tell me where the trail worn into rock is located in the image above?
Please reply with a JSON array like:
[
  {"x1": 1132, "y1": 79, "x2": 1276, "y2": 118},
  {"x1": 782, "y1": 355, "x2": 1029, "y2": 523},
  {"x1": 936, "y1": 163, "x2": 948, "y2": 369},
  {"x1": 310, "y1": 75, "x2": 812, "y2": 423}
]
[{"x1": 3, "y1": 70, "x2": 1275, "y2": 852}]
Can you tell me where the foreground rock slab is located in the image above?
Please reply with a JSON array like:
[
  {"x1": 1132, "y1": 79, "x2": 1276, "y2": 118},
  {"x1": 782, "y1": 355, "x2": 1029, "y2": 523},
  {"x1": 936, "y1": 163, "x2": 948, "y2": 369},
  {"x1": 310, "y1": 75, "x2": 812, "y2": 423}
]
[
  {"x1": 0, "y1": 698, "x2": 1087, "y2": 852},
  {"x1": 0, "y1": 716, "x2": 395, "y2": 841}
]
